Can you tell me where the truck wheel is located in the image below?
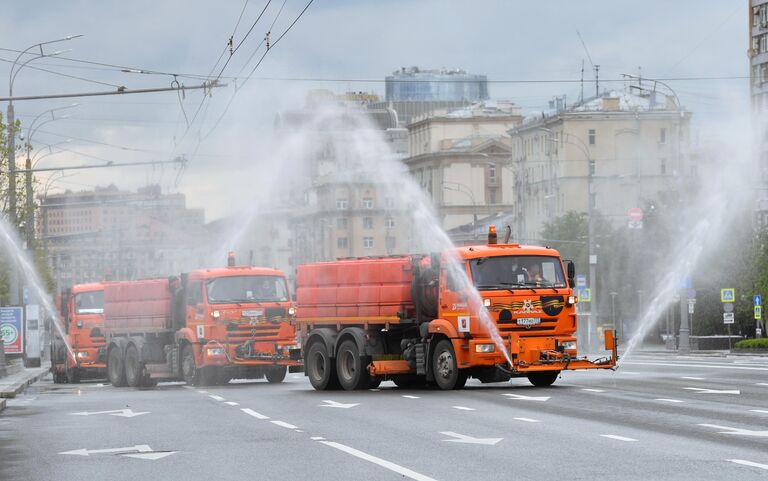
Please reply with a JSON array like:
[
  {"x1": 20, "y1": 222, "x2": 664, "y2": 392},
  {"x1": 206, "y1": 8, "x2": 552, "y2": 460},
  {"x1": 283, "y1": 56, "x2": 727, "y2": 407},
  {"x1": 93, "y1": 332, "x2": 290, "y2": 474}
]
[
  {"x1": 124, "y1": 345, "x2": 142, "y2": 388},
  {"x1": 306, "y1": 341, "x2": 339, "y2": 390},
  {"x1": 107, "y1": 347, "x2": 127, "y2": 387},
  {"x1": 527, "y1": 370, "x2": 560, "y2": 387},
  {"x1": 336, "y1": 340, "x2": 372, "y2": 390},
  {"x1": 265, "y1": 366, "x2": 287, "y2": 384},
  {"x1": 198, "y1": 367, "x2": 217, "y2": 387},
  {"x1": 216, "y1": 370, "x2": 232, "y2": 385},
  {"x1": 51, "y1": 342, "x2": 67, "y2": 384},
  {"x1": 181, "y1": 344, "x2": 200, "y2": 385},
  {"x1": 432, "y1": 340, "x2": 466, "y2": 390}
]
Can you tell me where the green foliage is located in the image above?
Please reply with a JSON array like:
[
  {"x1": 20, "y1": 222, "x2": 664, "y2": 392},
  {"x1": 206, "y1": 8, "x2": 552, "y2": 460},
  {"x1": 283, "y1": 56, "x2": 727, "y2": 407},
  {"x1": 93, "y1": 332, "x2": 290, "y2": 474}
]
[{"x1": 734, "y1": 338, "x2": 768, "y2": 349}]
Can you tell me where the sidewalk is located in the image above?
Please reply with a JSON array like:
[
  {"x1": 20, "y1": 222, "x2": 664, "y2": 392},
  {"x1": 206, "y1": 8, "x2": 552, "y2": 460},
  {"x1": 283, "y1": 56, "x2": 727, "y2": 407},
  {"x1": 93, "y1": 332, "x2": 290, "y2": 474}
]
[{"x1": 0, "y1": 359, "x2": 50, "y2": 413}]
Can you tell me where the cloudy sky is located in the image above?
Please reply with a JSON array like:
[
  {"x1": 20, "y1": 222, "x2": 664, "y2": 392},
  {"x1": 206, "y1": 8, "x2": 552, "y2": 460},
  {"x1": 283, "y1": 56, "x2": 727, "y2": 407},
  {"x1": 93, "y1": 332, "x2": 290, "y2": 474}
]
[{"x1": 0, "y1": 0, "x2": 749, "y2": 220}]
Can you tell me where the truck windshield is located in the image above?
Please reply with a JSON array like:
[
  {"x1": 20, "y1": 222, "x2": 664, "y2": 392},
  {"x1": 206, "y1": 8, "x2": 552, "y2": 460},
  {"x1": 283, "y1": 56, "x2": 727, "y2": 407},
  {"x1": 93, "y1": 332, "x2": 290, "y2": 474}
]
[
  {"x1": 469, "y1": 255, "x2": 566, "y2": 289},
  {"x1": 206, "y1": 275, "x2": 289, "y2": 303},
  {"x1": 75, "y1": 291, "x2": 104, "y2": 314}
]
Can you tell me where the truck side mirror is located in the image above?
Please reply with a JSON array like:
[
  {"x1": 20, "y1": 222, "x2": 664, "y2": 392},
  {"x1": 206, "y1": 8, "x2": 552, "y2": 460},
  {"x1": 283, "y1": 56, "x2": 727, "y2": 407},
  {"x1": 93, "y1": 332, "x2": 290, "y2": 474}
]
[{"x1": 566, "y1": 260, "x2": 575, "y2": 288}]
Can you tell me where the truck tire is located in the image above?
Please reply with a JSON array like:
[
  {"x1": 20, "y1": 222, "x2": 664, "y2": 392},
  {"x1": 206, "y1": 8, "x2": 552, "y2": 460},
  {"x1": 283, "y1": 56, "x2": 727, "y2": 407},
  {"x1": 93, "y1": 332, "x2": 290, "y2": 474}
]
[
  {"x1": 265, "y1": 366, "x2": 287, "y2": 384},
  {"x1": 51, "y1": 341, "x2": 67, "y2": 384},
  {"x1": 124, "y1": 345, "x2": 142, "y2": 388},
  {"x1": 181, "y1": 344, "x2": 200, "y2": 385},
  {"x1": 432, "y1": 340, "x2": 467, "y2": 390},
  {"x1": 66, "y1": 364, "x2": 81, "y2": 384},
  {"x1": 107, "y1": 347, "x2": 127, "y2": 387},
  {"x1": 336, "y1": 339, "x2": 372, "y2": 390},
  {"x1": 527, "y1": 370, "x2": 560, "y2": 387},
  {"x1": 306, "y1": 341, "x2": 339, "y2": 390}
]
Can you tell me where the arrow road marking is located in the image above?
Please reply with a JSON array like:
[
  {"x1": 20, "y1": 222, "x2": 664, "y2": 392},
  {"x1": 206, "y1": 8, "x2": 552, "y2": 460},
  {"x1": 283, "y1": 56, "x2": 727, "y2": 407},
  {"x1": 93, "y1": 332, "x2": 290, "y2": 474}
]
[
  {"x1": 452, "y1": 406, "x2": 475, "y2": 411},
  {"x1": 684, "y1": 387, "x2": 740, "y2": 394},
  {"x1": 60, "y1": 445, "x2": 152, "y2": 456},
  {"x1": 698, "y1": 424, "x2": 768, "y2": 437},
  {"x1": 600, "y1": 435, "x2": 637, "y2": 442},
  {"x1": 440, "y1": 431, "x2": 503, "y2": 445},
  {"x1": 502, "y1": 393, "x2": 550, "y2": 402},
  {"x1": 69, "y1": 409, "x2": 149, "y2": 418},
  {"x1": 122, "y1": 452, "x2": 176, "y2": 460},
  {"x1": 728, "y1": 459, "x2": 768, "y2": 471},
  {"x1": 320, "y1": 400, "x2": 359, "y2": 409}
]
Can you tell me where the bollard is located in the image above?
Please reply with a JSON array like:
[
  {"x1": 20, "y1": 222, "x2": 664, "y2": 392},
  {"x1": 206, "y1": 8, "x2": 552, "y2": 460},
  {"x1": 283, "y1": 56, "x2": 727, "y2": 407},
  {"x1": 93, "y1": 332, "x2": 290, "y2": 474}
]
[{"x1": 0, "y1": 339, "x2": 7, "y2": 378}]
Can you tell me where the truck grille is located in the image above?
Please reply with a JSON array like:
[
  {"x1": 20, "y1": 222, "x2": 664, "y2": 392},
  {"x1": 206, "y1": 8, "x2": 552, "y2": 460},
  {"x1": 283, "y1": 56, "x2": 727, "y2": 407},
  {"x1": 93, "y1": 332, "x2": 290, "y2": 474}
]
[{"x1": 225, "y1": 323, "x2": 282, "y2": 342}]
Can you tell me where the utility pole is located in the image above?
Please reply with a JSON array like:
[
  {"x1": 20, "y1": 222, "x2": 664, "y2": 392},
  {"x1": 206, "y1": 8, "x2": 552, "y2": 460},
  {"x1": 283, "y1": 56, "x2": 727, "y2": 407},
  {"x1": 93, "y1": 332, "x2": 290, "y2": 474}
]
[{"x1": 678, "y1": 286, "x2": 690, "y2": 354}]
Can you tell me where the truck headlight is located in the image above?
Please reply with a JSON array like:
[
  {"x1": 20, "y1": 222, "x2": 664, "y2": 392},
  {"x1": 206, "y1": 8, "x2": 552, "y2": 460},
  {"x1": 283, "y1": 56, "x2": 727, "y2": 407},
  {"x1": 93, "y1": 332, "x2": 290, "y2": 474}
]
[
  {"x1": 567, "y1": 296, "x2": 577, "y2": 306},
  {"x1": 483, "y1": 298, "x2": 491, "y2": 307},
  {"x1": 562, "y1": 341, "x2": 577, "y2": 351},
  {"x1": 206, "y1": 347, "x2": 225, "y2": 356},
  {"x1": 77, "y1": 351, "x2": 89, "y2": 358},
  {"x1": 288, "y1": 307, "x2": 296, "y2": 316},
  {"x1": 475, "y1": 344, "x2": 495, "y2": 353},
  {"x1": 211, "y1": 310, "x2": 221, "y2": 320}
]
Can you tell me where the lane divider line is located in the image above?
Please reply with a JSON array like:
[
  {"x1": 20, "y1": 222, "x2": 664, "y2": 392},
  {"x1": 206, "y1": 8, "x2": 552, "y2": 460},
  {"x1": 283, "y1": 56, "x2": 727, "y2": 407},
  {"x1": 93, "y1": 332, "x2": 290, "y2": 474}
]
[
  {"x1": 655, "y1": 398, "x2": 684, "y2": 403},
  {"x1": 402, "y1": 395, "x2": 420, "y2": 399},
  {"x1": 271, "y1": 420, "x2": 299, "y2": 430},
  {"x1": 224, "y1": 401, "x2": 239, "y2": 406},
  {"x1": 241, "y1": 408, "x2": 270, "y2": 420},
  {"x1": 209, "y1": 395, "x2": 226, "y2": 402},
  {"x1": 680, "y1": 376, "x2": 705, "y2": 380},
  {"x1": 452, "y1": 406, "x2": 475, "y2": 411},
  {"x1": 318, "y1": 441, "x2": 438, "y2": 481},
  {"x1": 513, "y1": 417, "x2": 540, "y2": 423},
  {"x1": 600, "y1": 434, "x2": 637, "y2": 442},
  {"x1": 728, "y1": 459, "x2": 768, "y2": 471},
  {"x1": 750, "y1": 409, "x2": 768, "y2": 414},
  {"x1": 582, "y1": 388, "x2": 606, "y2": 393},
  {"x1": 311, "y1": 436, "x2": 325, "y2": 440}
]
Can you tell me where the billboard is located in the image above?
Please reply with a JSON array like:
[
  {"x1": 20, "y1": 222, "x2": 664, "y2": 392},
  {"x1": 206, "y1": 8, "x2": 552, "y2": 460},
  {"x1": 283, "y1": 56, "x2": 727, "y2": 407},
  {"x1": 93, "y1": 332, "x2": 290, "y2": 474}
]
[{"x1": 0, "y1": 306, "x2": 24, "y2": 354}]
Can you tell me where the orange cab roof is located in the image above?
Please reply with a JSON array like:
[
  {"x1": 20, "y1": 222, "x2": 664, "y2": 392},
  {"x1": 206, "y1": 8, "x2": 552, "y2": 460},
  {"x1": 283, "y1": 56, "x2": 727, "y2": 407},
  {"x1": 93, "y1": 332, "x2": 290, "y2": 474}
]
[
  {"x1": 454, "y1": 243, "x2": 561, "y2": 260},
  {"x1": 71, "y1": 282, "x2": 104, "y2": 293},
  {"x1": 188, "y1": 266, "x2": 286, "y2": 280}
]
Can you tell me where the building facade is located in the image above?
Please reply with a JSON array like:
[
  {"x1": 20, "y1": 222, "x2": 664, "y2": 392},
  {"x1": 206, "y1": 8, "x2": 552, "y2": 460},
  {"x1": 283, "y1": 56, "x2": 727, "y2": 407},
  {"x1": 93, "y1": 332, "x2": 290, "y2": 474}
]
[
  {"x1": 404, "y1": 101, "x2": 522, "y2": 232},
  {"x1": 386, "y1": 66, "x2": 488, "y2": 102},
  {"x1": 507, "y1": 89, "x2": 692, "y2": 242},
  {"x1": 39, "y1": 185, "x2": 208, "y2": 288},
  {"x1": 750, "y1": 0, "x2": 768, "y2": 223}
]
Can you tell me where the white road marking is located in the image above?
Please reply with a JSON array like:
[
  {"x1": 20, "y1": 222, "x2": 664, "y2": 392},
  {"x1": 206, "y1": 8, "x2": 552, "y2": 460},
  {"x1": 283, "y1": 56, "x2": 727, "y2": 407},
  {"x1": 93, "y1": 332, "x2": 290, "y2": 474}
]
[
  {"x1": 271, "y1": 420, "x2": 299, "y2": 430},
  {"x1": 680, "y1": 376, "x2": 705, "y2": 380},
  {"x1": 600, "y1": 435, "x2": 637, "y2": 442},
  {"x1": 402, "y1": 395, "x2": 420, "y2": 399},
  {"x1": 698, "y1": 424, "x2": 768, "y2": 437},
  {"x1": 291, "y1": 375, "x2": 303, "y2": 379},
  {"x1": 756, "y1": 383, "x2": 768, "y2": 386},
  {"x1": 296, "y1": 430, "x2": 304, "y2": 433},
  {"x1": 60, "y1": 445, "x2": 152, "y2": 456},
  {"x1": 122, "y1": 452, "x2": 176, "y2": 460},
  {"x1": 320, "y1": 441, "x2": 438, "y2": 481},
  {"x1": 224, "y1": 401, "x2": 239, "y2": 406},
  {"x1": 750, "y1": 409, "x2": 768, "y2": 414},
  {"x1": 182, "y1": 385, "x2": 194, "y2": 390},
  {"x1": 241, "y1": 408, "x2": 269, "y2": 420},
  {"x1": 684, "y1": 387, "x2": 740, "y2": 394},
  {"x1": 513, "y1": 417, "x2": 541, "y2": 423},
  {"x1": 452, "y1": 406, "x2": 475, "y2": 411},
  {"x1": 440, "y1": 431, "x2": 503, "y2": 445},
  {"x1": 69, "y1": 409, "x2": 149, "y2": 418},
  {"x1": 581, "y1": 388, "x2": 606, "y2": 393},
  {"x1": 311, "y1": 436, "x2": 325, "y2": 441},
  {"x1": 369, "y1": 388, "x2": 381, "y2": 392},
  {"x1": 209, "y1": 395, "x2": 226, "y2": 402},
  {"x1": 502, "y1": 393, "x2": 550, "y2": 401},
  {"x1": 196, "y1": 390, "x2": 209, "y2": 394},
  {"x1": 320, "y1": 400, "x2": 359, "y2": 409},
  {"x1": 655, "y1": 398, "x2": 685, "y2": 403},
  {"x1": 623, "y1": 361, "x2": 768, "y2": 372},
  {"x1": 727, "y1": 459, "x2": 768, "y2": 471}
]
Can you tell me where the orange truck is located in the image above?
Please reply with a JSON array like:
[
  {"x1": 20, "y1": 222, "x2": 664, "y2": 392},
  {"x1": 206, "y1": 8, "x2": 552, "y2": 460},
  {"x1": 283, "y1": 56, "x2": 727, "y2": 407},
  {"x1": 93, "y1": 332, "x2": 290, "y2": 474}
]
[
  {"x1": 294, "y1": 227, "x2": 617, "y2": 391},
  {"x1": 103, "y1": 255, "x2": 301, "y2": 387},
  {"x1": 51, "y1": 282, "x2": 106, "y2": 384}
]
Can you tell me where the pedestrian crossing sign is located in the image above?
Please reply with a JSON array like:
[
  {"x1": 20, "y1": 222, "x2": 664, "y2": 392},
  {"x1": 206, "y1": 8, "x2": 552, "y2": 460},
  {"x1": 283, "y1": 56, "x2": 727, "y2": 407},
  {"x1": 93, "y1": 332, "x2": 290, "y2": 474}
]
[
  {"x1": 756, "y1": 306, "x2": 762, "y2": 320},
  {"x1": 578, "y1": 288, "x2": 591, "y2": 302},
  {"x1": 720, "y1": 288, "x2": 735, "y2": 303}
]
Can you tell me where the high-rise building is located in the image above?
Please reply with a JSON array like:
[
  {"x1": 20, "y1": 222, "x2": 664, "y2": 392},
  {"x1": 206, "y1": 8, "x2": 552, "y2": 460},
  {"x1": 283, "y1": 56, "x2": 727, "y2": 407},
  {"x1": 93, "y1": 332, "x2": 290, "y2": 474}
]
[
  {"x1": 386, "y1": 66, "x2": 489, "y2": 102},
  {"x1": 750, "y1": 0, "x2": 768, "y2": 223}
]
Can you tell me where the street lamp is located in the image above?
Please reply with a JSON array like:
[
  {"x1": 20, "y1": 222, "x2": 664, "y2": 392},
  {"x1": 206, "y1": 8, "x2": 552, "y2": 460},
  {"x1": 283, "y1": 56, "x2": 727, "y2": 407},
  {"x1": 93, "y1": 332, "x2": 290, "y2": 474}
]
[{"x1": 6, "y1": 35, "x2": 82, "y2": 306}]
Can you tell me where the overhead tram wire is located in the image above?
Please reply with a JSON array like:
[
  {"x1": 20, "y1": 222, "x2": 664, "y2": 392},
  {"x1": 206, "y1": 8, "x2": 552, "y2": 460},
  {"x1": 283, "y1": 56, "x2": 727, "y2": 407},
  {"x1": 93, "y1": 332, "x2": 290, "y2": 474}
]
[
  {"x1": 0, "y1": 56, "x2": 125, "y2": 89},
  {"x1": 215, "y1": 0, "x2": 271, "y2": 80}
]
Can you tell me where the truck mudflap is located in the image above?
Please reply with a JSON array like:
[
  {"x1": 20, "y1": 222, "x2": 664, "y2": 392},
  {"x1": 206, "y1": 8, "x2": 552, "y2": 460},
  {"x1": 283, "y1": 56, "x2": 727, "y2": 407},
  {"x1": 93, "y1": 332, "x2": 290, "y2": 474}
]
[{"x1": 514, "y1": 329, "x2": 618, "y2": 373}]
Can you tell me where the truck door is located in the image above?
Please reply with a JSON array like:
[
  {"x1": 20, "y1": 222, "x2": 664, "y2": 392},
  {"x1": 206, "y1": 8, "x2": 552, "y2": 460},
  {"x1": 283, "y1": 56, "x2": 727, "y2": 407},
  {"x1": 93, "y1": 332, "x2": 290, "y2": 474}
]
[{"x1": 185, "y1": 281, "x2": 203, "y2": 332}]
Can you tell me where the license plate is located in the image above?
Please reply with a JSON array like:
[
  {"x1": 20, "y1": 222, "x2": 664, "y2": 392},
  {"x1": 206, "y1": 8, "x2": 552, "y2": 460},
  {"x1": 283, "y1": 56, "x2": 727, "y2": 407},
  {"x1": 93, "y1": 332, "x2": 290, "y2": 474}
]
[
  {"x1": 242, "y1": 310, "x2": 263, "y2": 317},
  {"x1": 516, "y1": 317, "x2": 540, "y2": 326}
]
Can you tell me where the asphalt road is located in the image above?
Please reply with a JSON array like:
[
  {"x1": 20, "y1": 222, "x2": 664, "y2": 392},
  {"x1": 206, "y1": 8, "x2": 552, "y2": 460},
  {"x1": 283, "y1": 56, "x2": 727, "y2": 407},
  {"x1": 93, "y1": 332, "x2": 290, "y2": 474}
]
[{"x1": 1, "y1": 351, "x2": 767, "y2": 481}]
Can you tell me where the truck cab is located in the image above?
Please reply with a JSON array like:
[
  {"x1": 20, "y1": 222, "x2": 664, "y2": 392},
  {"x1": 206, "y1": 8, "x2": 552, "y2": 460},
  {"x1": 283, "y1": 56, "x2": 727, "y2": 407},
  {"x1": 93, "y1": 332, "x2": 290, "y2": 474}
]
[{"x1": 52, "y1": 282, "x2": 106, "y2": 383}]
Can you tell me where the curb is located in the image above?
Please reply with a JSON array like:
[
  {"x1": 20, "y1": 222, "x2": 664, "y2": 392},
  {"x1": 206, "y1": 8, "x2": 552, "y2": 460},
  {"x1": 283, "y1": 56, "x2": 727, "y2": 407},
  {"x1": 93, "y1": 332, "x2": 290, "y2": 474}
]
[{"x1": 0, "y1": 369, "x2": 49, "y2": 400}]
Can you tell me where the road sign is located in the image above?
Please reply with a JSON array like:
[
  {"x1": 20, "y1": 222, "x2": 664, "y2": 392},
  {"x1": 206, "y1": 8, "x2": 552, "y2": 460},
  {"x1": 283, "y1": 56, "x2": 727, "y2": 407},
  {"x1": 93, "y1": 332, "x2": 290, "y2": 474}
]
[
  {"x1": 724, "y1": 303, "x2": 734, "y2": 313},
  {"x1": 576, "y1": 275, "x2": 586, "y2": 288},
  {"x1": 721, "y1": 288, "x2": 735, "y2": 303},
  {"x1": 628, "y1": 207, "x2": 643, "y2": 222},
  {"x1": 688, "y1": 300, "x2": 695, "y2": 314},
  {"x1": 0, "y1": 307, "x2": 24, "y2": 354},
  {"x1": 755, "y1": 295, "x2": 762, "y2": 307},
  {"x1": 723, "y1": 312, "x2": 735, "y2": 324},
  {"x1": 687, "y1": 289, "x2": 697, "y2": 300},
  {"x1": 755, "y1": 306, "x2": 762, "y2": 320},
  {"x1": 578, "y1": 288, "x2": 592, "y2": 302}
]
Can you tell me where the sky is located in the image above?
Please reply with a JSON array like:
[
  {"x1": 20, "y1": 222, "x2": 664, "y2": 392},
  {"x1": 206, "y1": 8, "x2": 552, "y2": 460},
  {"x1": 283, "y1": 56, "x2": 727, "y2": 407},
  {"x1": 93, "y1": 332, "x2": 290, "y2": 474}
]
[{"x1": 0, "y1": 0, "x2": 751, "y2": 221}]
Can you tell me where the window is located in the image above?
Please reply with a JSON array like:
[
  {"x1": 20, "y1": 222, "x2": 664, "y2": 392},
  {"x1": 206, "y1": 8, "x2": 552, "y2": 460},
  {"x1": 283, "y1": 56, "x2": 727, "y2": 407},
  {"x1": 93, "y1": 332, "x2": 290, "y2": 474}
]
[
  {"x1": 362, "y1": 197, "x2": 374, "y2": 209},
  {"x1": 659, "y1": 128, "x2": 667, "y2": 144},
  {"x1": 337, "y1": 217, "x2": 348, "y2": 229},
  {"x1": 488, "y1": 164, "x2": 497, "y2": 185},
  {"x1": 386, "y1": 236, "x2": 396, "y2": 250},
  {"x1": 363, "y1": 237, "x2": 374, "y2": 249},
  {"x1": 186, "y1": 281, "x2": 201, "y2": 305},
  {"x1": 660, "y1": 158, "x2": 667, "y2": 175},
  {"x1": 385, "y1": 217, "x2": 395, "y2": 228},
  {"x1": 588, "y1": 129, "x2": 596, "y2": 146},
  {"x1": 336, "y1": 199, "x2": 348, "y2": 210},
  {"x1": 363, "y1": 217, "x2": 373, "y2": 229},
  {"x1": 337, "y1": 237, "x2": 348, "y2": 249}
]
